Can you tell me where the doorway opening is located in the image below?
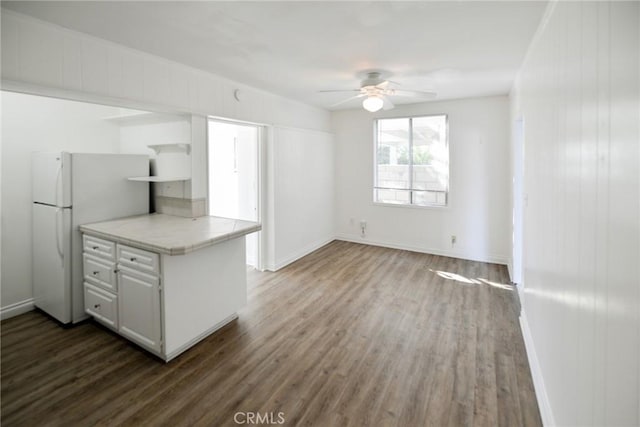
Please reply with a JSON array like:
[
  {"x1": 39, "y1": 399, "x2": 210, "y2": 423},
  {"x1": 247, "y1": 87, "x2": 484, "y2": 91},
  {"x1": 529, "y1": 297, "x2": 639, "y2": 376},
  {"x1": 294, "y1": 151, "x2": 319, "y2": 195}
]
[
  {"x1": 512, "y1": 117, "x2": 525, "y2": 297},
  {"x1": 208, "y1": 119, "x2": 262, "y2": 270}
]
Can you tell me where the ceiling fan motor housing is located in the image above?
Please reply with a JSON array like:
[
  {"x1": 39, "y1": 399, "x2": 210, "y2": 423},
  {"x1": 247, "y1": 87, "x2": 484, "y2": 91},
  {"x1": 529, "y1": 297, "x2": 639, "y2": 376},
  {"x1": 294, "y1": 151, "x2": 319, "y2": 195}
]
[{"x1": 360, "y1": 72, "x2": 386, "y2": 88}]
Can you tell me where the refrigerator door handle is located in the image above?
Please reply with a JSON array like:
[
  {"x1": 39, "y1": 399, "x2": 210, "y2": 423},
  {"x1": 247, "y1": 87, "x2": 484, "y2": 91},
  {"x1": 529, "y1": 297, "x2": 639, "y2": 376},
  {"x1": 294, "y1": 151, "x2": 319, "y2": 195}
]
[
  {"x1": 55, "y1": 208, "x2": 64, "y2": 265},
  {"x1": 55, "y1": 162, "x2": 63, "y2": 207}
]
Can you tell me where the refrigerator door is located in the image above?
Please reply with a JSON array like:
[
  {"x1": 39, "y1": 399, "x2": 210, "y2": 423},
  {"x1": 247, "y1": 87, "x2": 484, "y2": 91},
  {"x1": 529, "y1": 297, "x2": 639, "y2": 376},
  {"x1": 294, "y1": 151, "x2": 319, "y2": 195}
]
[
  {"x1": 33, "y1": 203, "x2": 72, "y2": 323},
  {"x1": 32, "y1": 152, "x2": 72, "y2": 207},
  {"x1": 70, "y1": 153, "x2": 149, "y2": 322}
]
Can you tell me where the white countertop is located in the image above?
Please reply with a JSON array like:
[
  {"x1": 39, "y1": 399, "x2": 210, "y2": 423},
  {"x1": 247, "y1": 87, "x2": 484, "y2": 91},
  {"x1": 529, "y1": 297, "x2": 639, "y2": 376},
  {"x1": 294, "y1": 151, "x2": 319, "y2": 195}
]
[{"x1": 79, "y1": 214, "x2": 261, "y2": 255}]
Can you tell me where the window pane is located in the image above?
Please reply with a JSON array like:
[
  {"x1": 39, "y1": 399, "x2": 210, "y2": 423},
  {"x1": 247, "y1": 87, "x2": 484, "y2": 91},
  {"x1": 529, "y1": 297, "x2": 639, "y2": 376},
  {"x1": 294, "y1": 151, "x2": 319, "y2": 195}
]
[
  {"x1": 412, "y1": 116, "x2": 448, "y2": 193},
  {"x1": 376, "y1": 118, "x2": 410, "y2": 190},
  {"x1": 375, "y1": 188, "x2": 411, "y2": 205},
  {"x1": 413, "y1": 190, "x2": 447, "y2": 207},
  {"x1": 374, "y1": 115, "x2": 449, "y2": 208}
]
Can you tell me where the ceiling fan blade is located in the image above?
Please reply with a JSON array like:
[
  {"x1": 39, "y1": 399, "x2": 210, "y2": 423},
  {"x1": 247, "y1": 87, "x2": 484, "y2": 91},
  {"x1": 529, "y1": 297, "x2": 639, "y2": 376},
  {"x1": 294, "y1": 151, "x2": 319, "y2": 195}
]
[
  {"x1": 330, "y1": 94, "x2": 366, "y2": 108},
  {"x1": 382, "y1": 96, "x2": 395, "y2": 110},
  {"x1": 390, "y1": 89, "x2": 437, "y2": 99},
  {"x1": 318, "y1": 89, "x2": 361, "y2": 93},
  {"x1": 375, "y1": 80, "x2": 401, "y2": 89}
]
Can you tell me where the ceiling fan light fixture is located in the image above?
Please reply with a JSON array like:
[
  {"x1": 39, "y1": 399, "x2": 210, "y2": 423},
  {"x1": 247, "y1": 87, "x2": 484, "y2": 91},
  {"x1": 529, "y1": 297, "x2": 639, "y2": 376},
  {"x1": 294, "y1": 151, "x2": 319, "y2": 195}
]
[{"x1": 362, "y1": 96, "x2": 383, "y2": 112}]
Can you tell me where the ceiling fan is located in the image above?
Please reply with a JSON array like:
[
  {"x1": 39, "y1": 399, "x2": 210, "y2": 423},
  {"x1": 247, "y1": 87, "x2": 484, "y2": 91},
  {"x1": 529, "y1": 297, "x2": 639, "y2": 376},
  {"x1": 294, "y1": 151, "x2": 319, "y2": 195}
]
[{"x1": 319, "y1": 71, "x2": 437, "y2": 112}]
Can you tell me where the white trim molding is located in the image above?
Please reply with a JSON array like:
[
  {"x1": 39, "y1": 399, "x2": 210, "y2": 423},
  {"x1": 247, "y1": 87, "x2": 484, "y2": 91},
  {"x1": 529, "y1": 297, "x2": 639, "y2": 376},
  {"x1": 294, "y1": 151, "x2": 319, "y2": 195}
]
[
  {"x1": 335, "y1": 234, "x2": 509, "y2": 266},
  {"x1": 165, "y1": 313, "x2": 238, "y2": 362},
  {"x1": 267, "y1": 237, "x2": 335, "y2": 272},
  {"x1": 1, "y1": 298, "x2": 35, "y2": 320},
  {"x1": 520, "y1": 308, "x2": 555, "y2": 426}
]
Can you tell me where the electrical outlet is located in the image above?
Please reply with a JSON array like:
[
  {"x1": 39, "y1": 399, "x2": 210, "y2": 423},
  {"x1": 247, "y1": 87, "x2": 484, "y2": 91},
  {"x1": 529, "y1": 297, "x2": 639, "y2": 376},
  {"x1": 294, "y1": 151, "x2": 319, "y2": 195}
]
[
  {"x1": 349, "y1": 218, "x2": 355, "y2": 226},
  {"x1": 360, "y1": 220, "x2": 367, "y2": 229},
  {"x1": 451, "y1": 235, "x2": 457, "y2": 245}
]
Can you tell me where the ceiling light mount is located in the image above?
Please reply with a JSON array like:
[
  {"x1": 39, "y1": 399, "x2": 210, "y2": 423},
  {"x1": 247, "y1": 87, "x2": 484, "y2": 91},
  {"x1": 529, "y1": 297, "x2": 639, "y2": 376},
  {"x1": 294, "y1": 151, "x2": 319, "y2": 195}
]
[{"x1": 362, "y1": 96, "x2": 383, "y2": 112}]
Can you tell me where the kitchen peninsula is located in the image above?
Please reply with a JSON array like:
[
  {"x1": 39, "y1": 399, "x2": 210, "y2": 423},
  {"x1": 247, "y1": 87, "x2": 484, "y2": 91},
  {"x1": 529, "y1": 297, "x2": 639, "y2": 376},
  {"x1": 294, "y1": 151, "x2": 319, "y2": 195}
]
[{"x1": 79, "y1": 214, "x2": 261, "y2": 361}]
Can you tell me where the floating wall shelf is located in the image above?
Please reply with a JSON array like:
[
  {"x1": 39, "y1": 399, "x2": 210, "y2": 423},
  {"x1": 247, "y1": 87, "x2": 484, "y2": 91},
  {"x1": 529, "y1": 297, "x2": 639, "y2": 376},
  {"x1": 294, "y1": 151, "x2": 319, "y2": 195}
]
[
  {"x1": 103, "y1": 112, "x2": 189, "y2": 126},
  {"x1": 148, "y1": 143, "x2": 191, "y2": 155},
  {"x1": 128, "y1": 176, "x2": 191, "y2": 183}
]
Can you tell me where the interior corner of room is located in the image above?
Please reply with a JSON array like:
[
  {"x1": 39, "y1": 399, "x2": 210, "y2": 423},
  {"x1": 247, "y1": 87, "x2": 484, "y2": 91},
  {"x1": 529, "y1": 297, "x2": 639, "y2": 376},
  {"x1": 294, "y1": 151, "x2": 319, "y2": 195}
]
[{"x1": 0, "y1": 1, "x2": 638, "y2": 426}]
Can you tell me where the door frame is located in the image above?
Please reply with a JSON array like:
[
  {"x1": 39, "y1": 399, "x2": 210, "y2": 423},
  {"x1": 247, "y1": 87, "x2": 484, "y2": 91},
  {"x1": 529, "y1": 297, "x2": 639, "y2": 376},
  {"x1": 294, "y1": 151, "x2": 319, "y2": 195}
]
[
  {"x1": 512, "y1": 116, "x2": 525, "y2": 299},
  {"x1": 206, "y1": 116, "x2": 266, "y2": 271}
]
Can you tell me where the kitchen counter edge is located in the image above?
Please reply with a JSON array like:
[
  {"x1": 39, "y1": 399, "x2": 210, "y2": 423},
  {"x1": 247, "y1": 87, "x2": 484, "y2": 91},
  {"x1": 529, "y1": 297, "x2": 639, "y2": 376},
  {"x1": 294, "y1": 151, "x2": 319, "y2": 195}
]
[{"x1": 79, "y1": 215, "x2": 262, "y2": 256}]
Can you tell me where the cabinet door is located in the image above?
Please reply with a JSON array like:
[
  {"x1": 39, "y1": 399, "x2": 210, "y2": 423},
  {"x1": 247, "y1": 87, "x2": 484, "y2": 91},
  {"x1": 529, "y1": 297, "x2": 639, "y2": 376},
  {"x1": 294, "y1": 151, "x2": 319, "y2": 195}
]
[{"x1": 118, "y1": 266, "x2": 161, "y2": 353}]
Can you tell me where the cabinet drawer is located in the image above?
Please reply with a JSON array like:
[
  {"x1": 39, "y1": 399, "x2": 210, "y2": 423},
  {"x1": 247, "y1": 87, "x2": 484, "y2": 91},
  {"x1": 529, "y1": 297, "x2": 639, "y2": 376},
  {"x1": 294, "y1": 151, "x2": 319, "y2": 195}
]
[
  {"x1": 117, "y1": 244, "x2": 159, "y2": 275},
  {"x1": 83, "y1": 254, "x2": 117, "y2": 293},
  {"x1": 84, "y1": 283, "x2": 118, "y2": 330},
  {"x1": 83, "y1": 235, "x2": 115, "y2": 260}
]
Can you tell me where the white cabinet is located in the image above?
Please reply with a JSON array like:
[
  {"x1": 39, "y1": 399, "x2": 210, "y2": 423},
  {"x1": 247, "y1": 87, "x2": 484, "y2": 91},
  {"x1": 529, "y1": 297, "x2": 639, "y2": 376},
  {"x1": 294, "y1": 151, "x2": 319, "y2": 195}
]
[
  {"x1": 83, "y1": 235, "x2": 119, "y2": 330},
  {"x1": 84, "y1": 283, "x2": 118, "y2": 329},
  {"x1": 82, "y1": 232, "x2": 247, "y2": 362},
  {"x1": 117, "y1": 244, "x2": 160, "y2": 274},
  {"x1": 83, "y1": 234, "x2": 115, "y2": 260},
  {"x1": 83, "y1": 237, "x2": 162, "y2": 353},
  {"x1": 118, "y1": 266, "x2": 161, "y2": 353},
  {"x1": 83, "y1": 253, "x2": 117, "y2": 293}
]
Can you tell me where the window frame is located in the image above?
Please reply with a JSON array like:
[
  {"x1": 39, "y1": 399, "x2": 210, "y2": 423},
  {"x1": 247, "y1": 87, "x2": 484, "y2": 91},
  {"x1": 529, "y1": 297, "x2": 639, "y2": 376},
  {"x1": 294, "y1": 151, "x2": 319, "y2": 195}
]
[{"x1": 373, "y1": 113, "x2": 450, "y2": 209}]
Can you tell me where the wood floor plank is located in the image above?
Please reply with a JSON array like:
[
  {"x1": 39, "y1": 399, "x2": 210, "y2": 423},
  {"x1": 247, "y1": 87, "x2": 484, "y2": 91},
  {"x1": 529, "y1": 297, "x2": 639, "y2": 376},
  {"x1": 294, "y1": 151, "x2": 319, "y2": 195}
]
[
  {"x1": 496, "y1": 352, "x2": 524, "y2": 427},
  {"x1": 1, "y1": 241, "x2": 541, "y2": 426}
]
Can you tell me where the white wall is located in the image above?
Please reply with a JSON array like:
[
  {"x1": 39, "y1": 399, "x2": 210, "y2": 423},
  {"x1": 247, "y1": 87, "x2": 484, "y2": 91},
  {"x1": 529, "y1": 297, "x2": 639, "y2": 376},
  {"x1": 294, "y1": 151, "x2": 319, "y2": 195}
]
[
  {"x1": 0, "y1": 10, "x2": 331, "y2": 133},
  {"x1": 332, "y1": 96, "x2": 511, "y2": 264},
  {"x1": 117, "y1": 115, "x2": 193, "y2": 201},
  {"x1": 0, "y1": 91, "x2": 122, "y2": 316},
  {"x1": 266, "y1": 127, "x2": 334, "y2": 270},
  {"x1": 1, "y1": 10, "x2": 334, "y2": 312},
  {"x1": 511, "y1": 2, "x2": 639, "y2": 425},
  {"x1": 117, "y1": 116, "x2": 191, "y2": 159}
]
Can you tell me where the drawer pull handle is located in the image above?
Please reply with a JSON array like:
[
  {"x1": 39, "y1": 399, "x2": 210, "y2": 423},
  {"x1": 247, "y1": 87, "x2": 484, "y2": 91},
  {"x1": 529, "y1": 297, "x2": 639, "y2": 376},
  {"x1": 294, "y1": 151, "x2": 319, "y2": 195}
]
[
  {"x1": 130, "y1": 257, "x2": 137, "y2": 262},
  {"x1": 92, "y1": 271, "x2": 99, "y2": 276},
  {"x1": 94, "y1": 304, "x2": 100, "y2": 309},
  {"x1": 92, "y1": 246, "x2": 99, "y2": 250}
]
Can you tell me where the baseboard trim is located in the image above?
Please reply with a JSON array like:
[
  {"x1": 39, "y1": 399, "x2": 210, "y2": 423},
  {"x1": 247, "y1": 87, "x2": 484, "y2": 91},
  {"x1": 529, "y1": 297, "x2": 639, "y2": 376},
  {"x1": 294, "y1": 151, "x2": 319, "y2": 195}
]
[
  {"x1": 334, "y1": 234, "x2": 509, "y2": 265},
  {"x1": 1, "y1": 298, "x2": 35, "y2": 320},
  {"x1": 164, "y1": 313, "x2": 238, "y2": 362},
  {"x1": 267, "y1": 236, "x2": 335, "y2": 271},
  {"x1": 519, "y1": 309, "x2": 555, "y2": 426}
]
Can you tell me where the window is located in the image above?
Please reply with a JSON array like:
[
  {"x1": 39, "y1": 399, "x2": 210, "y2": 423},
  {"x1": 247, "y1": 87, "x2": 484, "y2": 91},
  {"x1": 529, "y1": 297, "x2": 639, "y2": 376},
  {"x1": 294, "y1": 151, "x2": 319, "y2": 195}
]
[{"x1": 374, "y1": 115, "x2": 449, "y2": 207}]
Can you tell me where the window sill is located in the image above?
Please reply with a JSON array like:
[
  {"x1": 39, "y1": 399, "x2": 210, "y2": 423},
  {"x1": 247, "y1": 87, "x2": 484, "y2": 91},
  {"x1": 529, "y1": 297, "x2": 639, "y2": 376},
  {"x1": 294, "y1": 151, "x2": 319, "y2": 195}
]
[{"x1": 372, "y1": 201, "x2": 450, "y2": 211}]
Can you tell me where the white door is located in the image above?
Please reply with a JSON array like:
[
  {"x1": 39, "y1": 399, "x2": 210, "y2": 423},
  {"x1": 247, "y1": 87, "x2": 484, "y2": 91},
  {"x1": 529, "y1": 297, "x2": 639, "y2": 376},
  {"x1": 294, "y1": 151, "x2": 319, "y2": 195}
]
[
  {"x1": 208, "y1": 120, "x2": 261, "y2": 269},
  {"x1": 32, "y1": 203, "x2": 71, "y2": 323},
  {"x1": 118, "y1": 266, "x2": 161, "y2": 353}
]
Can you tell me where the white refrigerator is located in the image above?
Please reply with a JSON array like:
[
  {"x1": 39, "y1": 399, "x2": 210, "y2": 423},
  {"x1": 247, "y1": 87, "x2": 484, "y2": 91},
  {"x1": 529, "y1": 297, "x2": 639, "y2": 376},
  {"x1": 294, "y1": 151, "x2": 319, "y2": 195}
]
[{"x1": 32, "y1": 152, "x2": 149, "y2": 324}]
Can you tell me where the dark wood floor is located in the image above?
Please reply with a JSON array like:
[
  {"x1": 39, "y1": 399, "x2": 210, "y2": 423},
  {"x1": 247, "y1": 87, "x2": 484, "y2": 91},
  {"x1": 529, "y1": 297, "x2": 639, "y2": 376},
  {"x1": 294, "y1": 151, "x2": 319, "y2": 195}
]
[{"x1": 1, "y1": 241, "x2": 541, "y2": 426}]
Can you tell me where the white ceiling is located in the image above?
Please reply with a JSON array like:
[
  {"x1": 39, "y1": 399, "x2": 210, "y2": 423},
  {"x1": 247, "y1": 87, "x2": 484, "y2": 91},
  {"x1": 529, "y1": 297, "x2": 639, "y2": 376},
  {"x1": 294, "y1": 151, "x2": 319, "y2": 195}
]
[{"x1": 2, "y1": 1, "x2": 547, "y2": 110}]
